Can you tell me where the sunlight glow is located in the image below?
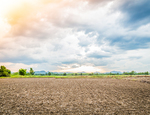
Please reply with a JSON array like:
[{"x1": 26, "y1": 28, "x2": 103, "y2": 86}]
[
  {"x1": 0, "y1": 0, "x2": 22, "y2": 15},
  {"x1": 57, "y1": 65, "x2": 105, "y2": 73},
  {"x1": 0, "y1": 0, "x2": 41, "y2": 26},
  {"x1": 0, "y1": 0, "x2": 39, "y2": 17}
]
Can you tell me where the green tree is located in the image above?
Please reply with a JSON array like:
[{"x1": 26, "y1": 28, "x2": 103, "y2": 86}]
[
  {"x1": 89, "y1": 73, "x2": 94, "y2": 75},
  {"x1": 145, "y1": 71, "x2": 149, "y2": 75},
  {"x1": 0, "y1": 66, "x2": 11, "y2": 77},
  {"x1": 130, "y1": 71, "x2": 135, "y2": 75},
  {"x1": 19, "y1": 69, "x2": 26, "y2": 76},
  {"x1": 48, "y1": 72, "x2": 51, "y2": 76},
  {"x1": 7, "y1": 69, "x2": 11, "y2": 74},
  {"x1": 124, "y1": 72, "x2": 129, "y2": 75},
  {"x1": 30, "y1": 68, "x2": 34, "y2": 75},
  {"x1": 63, "y1": 73, "x2": 66, "y2": 76}
]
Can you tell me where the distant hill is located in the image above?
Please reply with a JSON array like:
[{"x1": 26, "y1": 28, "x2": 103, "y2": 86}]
[
  {"x1": 34, "y1": 71, "x2": 47, "y2": 75},
  {"x1": 104, "y1": 71, "x2": 122, "y2": 74},
  {"x1": 110, "y1": 71, "x2": 122, "y2": 74},
  {"x1": 34, "y1": 71, "x2": 122, "y2": 75}
]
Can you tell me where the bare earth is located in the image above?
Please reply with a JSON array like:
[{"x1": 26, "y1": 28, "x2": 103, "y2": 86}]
[{"x1": 0, "y1": 78, "x2": 150, "y2": 115}]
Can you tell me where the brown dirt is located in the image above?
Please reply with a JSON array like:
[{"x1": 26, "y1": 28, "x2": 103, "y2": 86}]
[
  {"x1": 124, "y1": 76, "x2": 150, "y2": 84},
  {"x1": 0, "y1": 78, "x2": 150, "y2": 115}
]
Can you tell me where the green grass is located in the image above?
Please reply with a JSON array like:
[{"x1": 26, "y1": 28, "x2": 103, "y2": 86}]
[{"x1": 0, "y1": 75, "x2": 144, "y2": 79}]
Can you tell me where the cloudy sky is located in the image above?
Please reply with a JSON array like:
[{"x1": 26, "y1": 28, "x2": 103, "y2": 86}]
[{"x1": 0, "y1": 0, "x2": 150, "y2": 73}]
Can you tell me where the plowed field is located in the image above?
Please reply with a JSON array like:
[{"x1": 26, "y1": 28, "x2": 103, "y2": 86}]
[{"x1": 0, "y1": 78, "x2": 150, "y2": 114}]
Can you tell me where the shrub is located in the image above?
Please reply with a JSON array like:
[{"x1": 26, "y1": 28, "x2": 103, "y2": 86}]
[
  {"x1": 0, "y1": 65, "x2": 11, "y2": 77},
  {"x1": 12, "y1": 72, "x2": 19, "y2": 75},
  {"x1": 19, "y1": 69, "x2": 27, "y2": 75}
]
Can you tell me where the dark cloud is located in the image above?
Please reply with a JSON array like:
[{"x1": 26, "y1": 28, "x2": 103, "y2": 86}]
[
  {"x1": 78, "y1": 41, "x2": 90, "y2": 47},
  {"x1": 87, "y1": 52, "x2": 110, "y2": 59},
  {"x1": 62, "y1": 60, "x2": 78, "y2": 64},
  {"x1": 93, "y1": 62, "x2": 109, "y2": 66},
  {"x1": 108, "y1": 36, "x2": 150, "y2": 50},
  {"x1": 71, "y1": 65, "x2": 80, "y2": 68},
  {"x1": 129, "y1": 56, "x2": 142, "y2": 60},
  {"x1": 116, "y1": 0, "x2": 150, "y2": 28},
  {"x1": 86, "y1": 0, "x2": 114, "y2": 8},
  {"x1": 87, "y1": 0, "x2": 111, "y2": 3},
  {"x1": 0, "y1": 55, "x2": 46, "y2": 65}
]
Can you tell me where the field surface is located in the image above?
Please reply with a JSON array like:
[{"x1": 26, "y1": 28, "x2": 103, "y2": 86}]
[{"x1": 0, "y1": 78, "x2": 150, "y2": 115}]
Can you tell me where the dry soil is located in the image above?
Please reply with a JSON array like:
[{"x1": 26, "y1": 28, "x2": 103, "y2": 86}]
[{"x1": 0, "y1": 78, "x2": 150, "y2": 115}]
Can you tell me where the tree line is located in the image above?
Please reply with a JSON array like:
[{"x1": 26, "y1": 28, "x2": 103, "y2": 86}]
[{"x1": 0, "y1": 65, "x2": 149, "y2": 77}]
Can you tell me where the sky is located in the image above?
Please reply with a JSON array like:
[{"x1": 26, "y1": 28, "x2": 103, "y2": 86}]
[{"x1": 0, "y1": 0, "x2": 150, "y2": 73}]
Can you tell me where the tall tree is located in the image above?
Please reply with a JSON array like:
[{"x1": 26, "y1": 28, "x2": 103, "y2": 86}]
[
  {"x1": 30, "y1": 68, "x2": 34, "y2": 75},
  {"x1": 63, "y1": 73, "x2": 66, "y2": 76},
  {"x1": 48, "y1": 72, "x2": 51, "y2": 76},
  {"x1": 145, "y1": 71, "x2": 149, "y2": 75}
]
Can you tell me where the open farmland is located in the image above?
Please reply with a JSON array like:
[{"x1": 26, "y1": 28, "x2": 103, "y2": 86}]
[{"x1": 0, "y1": 78, "x2": 150, "y2": 114}]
